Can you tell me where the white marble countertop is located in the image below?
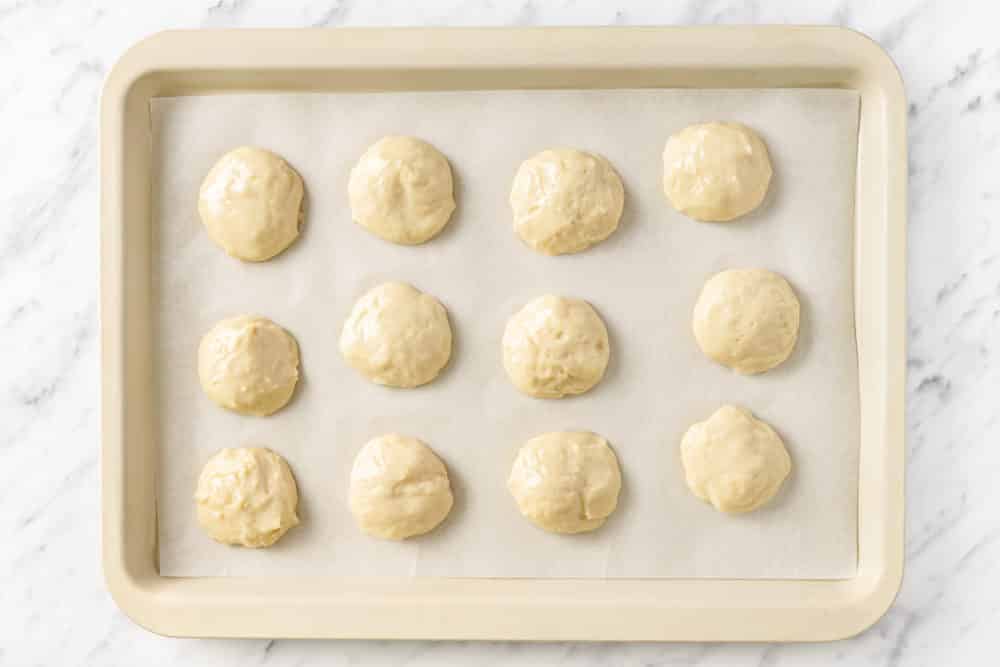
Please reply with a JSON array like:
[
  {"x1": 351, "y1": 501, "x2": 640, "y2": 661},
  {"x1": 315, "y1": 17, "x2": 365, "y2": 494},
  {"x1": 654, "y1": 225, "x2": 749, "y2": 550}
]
[{"x1": 1, "y1": 0, "x2": 996, "y2": 664}]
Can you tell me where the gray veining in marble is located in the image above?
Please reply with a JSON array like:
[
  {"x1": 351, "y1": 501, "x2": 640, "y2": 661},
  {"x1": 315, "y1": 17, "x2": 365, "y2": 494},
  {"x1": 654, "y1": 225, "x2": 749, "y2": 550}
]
[{"x1": 1, "y1": 0, "x2": 998, "y2": 664}]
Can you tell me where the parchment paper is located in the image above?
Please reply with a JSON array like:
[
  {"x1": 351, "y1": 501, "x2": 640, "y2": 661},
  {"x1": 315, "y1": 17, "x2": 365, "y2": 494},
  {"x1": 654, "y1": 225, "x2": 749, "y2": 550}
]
[{"x1": 153, "y1": 89, "x2": 859, "y2": 579}]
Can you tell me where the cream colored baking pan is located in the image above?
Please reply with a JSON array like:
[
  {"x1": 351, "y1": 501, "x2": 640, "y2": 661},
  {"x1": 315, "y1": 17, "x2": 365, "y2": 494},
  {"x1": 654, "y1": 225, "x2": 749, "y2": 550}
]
[{"x1": 101, "y1": 27, "x2": 906, "y2": 641}]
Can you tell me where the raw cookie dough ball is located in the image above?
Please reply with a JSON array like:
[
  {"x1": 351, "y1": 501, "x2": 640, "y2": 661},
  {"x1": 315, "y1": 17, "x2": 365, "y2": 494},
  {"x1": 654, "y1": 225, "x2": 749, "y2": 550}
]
[
  {"x1": 509, "y1": 148, "x2": 624, "y2": 255},
  {"x1": 692, "y1": 268, "x2": 800, "y2": 374},
  {"x1": 339, "y1": 282, "x2": 452, "y2": 388},
  {"x1": 198, "y1": 315, "x2": 300, "y2": 416},
  {"x1": 662, "y1": 122, "x2": 772, "y2": 222},
  {"x1": 680, "y1": 405, "x2": 791, "y2": 514},
  {"x1": 198, "y1": 146, "x2": 304, "y2": 261},
  {"x1": 502, "y1": 295, "x2": 610, "y2": 398},
  {"x1": 508, "y1": 431, "x2": 621, "y2": 534},
  {"x1": 195, "y1": 447, "x2": 300, "y2": 547},
  {"x1": 348, "y1": 136, "x2": 456, "y2": 245},
  {"x1": 349, "y1": 433, "x2": 454, "y2": 540}
]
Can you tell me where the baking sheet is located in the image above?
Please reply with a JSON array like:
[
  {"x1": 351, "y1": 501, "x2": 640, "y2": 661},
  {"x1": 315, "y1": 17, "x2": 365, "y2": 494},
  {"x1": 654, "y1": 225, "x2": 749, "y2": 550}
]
[{"x1": 153, "y1": 88, "x2": 859, "y2": 579}]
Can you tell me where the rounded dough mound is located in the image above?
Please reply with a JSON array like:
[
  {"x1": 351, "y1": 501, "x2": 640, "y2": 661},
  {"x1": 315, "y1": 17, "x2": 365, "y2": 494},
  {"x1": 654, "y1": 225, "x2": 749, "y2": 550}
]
[
  {"x1": 680, "y1": 405, "x2": 791, "y2": 514},
  {"x1": 693, "y1": 268, "x2": 800, "y2": 374},
  {"x1": 349, "y1": 433, "x2": 454, "y2": 540},
  {"x1": 508, "y1": 431, "x2": 621, "y2": 534},
  {"x1": 198, "y1": 146, "x2": 304, "y2": 261},
  {"x1": 339, "y1": 282, "x2": 452, "y2": 388},
  {"x1": 662, "y1": 122, "x2": 772, "y2": 222},
  {"x1": 198, "y1": 315, "x2": 300, "y2": 416},
  {"x1": 195, "y1": 447, "x2": 300, "y2": 547},
  {"x1": 502, "y1": 295, "x2": 610, "y2": 398},
  {"x1": 509, "y1": 148, "x2": 624, "y2": 255},
  {"x1": 349, "y1": 136, "x2": 456, "y2": 245}
]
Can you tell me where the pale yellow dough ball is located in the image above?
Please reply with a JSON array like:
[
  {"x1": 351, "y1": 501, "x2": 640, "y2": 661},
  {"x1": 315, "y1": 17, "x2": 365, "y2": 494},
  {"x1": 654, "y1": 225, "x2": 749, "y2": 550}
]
[
  {"x1": 692, "y1": 268, "x2": 800, "y2": 374},
  {"x1": 195, "y1": 447, "x2": 300, "y2": 547},
  {"x1": 508, "y1": 431, "x2": 621, "y2": 534},
  {"x1": 349, "y1": 433, "x2": 454, "y2": 540},
  {"x1": 348, "y1": 136, "x2": 456, "y2": 245},
  {"x1": 502, "y1": 295, "x2": 610, "y2": 398},
  {"x1": 680, "y1": 405, "x2": 791, "y2": 514},
  {"x1": 339, "y1": 282, "x2": 452, "y2": 388},
  {"x1": 198, "y1": 315, "x2": 300, "y2": 416},
  {"x1": 663, "y1": 122, "x2": 772, "y2": 222},
  {"x1": 510, "y1": 148, "x2": 624, "y2": 255},
  {"x1": 198, "y1": 146, "x2": 304, "y2": 261}
]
